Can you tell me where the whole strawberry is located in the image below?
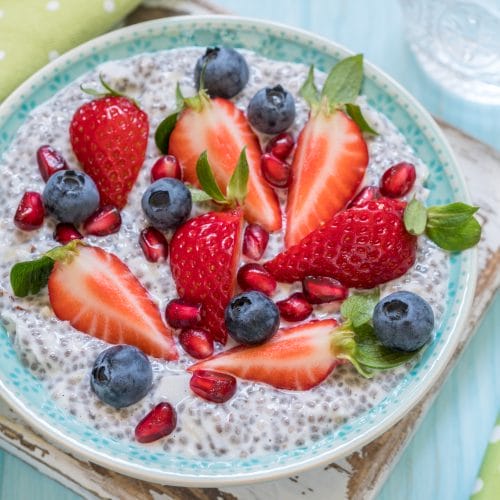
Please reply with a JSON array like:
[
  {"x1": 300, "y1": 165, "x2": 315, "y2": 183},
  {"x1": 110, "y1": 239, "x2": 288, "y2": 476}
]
[
  {"x1": 70, "y1": 78, "x2": 149, "y2": 209},
  {"x1": 265, "y1": 198, "x2": 417, "y2": 289}
]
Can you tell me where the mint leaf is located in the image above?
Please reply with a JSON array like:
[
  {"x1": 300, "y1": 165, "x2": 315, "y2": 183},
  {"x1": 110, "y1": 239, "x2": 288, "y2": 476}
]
[
  {"x1": 10, "y1": 256, "x2": 54, "y2": 297},
  {"x1": 154, "y1": 112, "x2": 178, "y2": 154},
  {"x1": 226, "y1": 148, "x2": 249, "y2": 205},
  {"x1": 340, "y1": 290, "x2": 380, "y2": 329},
  {"x1": 404, "y1": 198, "x2": 427, "y2": 235},
  {"x1": 345, "y1": 103, "x2": 378, "y2": 134},
  {"x1": 299, "y1": 65, "x2": 320, "y2": 110},
  {"x1": 426, "y1": 217, "x2": 481, "y2": 251},
  {"x1": 427, "y1": 202, "x2": 478, "y2": 227},
  {"x1": 188, "y1": 186, "x2": 213, "y2": 203},
  {"x1": 195, "y1": 151, "x2": 228, "y2": 204},
  {"x1": 321, "y1": 54, "x2": 363, "y2": 107}
]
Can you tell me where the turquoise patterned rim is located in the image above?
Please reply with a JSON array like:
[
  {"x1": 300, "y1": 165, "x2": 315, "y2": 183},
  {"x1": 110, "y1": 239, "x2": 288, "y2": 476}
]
[{"x1": 0, "y1": 16, "x2": 477, "y2": 486}]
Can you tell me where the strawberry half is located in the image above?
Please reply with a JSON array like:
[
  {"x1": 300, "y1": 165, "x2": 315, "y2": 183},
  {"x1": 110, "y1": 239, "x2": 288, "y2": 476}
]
[
  {"x1": 170, "y1": 209, "x2": 243, "y2": 344},
  {"x1": 48, "y1": 245, "x2": 177, "y2": 360},
  {"x1": 265, "y1": 198, "x2": 417, "y2": 289},
  {"x1": 189, "y1": 319, "x2": 340, "y2": 391}
]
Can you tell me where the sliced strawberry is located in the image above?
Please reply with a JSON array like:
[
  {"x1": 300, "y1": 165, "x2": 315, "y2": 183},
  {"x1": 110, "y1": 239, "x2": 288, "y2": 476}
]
[
  {"x1": 48, "y1": 245, "x2": 177, "y2": 360},
  {"x1": 189, "y1": 319, "x2": 339, "y2": 390},
  {"x1": 285, "y1": 110, "x2": 368, "y2": 247},
  {"x1": 169, "y1": 97, "x2": 281, "y2": 232},
  {"x1": 170, "y1": 209, "x2": 243, "y2": 344}
]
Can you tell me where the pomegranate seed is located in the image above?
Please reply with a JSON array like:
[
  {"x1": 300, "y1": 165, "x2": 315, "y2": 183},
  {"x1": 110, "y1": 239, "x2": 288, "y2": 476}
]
[
  {"x1": 14, "y1": 192, "x2": 44, "y2": 230},
  {"x1": 302, "y1": 276, "x2": 349, "y2": 304},
  {"x1": 242, "y1": 223, "x2": 269, "y2": 260},
  {"x1": 348, "y1": 186, "x2": 381, "y2": 208},
  {"x1": 179, "y1": 328, "x2": 214, "y2": 359},
  {"x1": 139, "y1": 227, "x2": 168, "y2": 262},
  {"x1": 36, "y1": 145, "x2": 68, "y2": 181},
  {"x1": 261, "y1": 153, "x2": 290, "y2": 188},
  {"x1": 190, "y1": 370, "x2": 237, "y2": 404},
  {"x1": 237, "y1": 263, "x2": 277, "y2": 296},
  {"x1": 83, "y1": 205, "x2": 121, "y2": 236},
  {"x1": 150, "y1": 155, "x2": 182, "y2": 182},
  {"x1": 276, "y1": 292, "x2": 313, "y2": 322},
  {"x1": 165, "y1": 299, "x2": 202, "y2": 329},
  {"x1": 54, "y1": 223, "x2": 83, "y2": 244},
  {"x1": 265, "y1": 132, "x2": 294, "y2": 160},
  {"x1": 379, "y1": 162, "x2": 416, "y2": 198},
  {"x1": 134, "y1": 402, "x2": 177, "y2": 443}
]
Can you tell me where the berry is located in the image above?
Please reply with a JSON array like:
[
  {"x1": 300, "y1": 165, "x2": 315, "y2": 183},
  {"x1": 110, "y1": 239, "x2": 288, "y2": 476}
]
[
  {"x1": 373, "y1": 291, "x2": 434, "y2": 352},
  {"x1": 135, "y1": 402, "x2": 177, "y2": 444},
  {"x1": 237, "y1": 263, "x2": 277, "y2": 296},
  {"x1": 380, "y1": 162, "x2": 416, "y2": 198},
  {"x1": 348, "y1": 186, "x2": 381, "y2": 208},
  {"x1": 242, "y1": 223, "x2": 269, "y2": 260},
  {"x1": 43, "y1": 170, "x2": 100, "y2": 224},
  {"x1": 265, "y1": 198, "x2": 417, "y2": 289},
  {"x1": 83, "y1": 205, "x2": 121, "y2": 236},
  {"x1": 225, "y1": 291, "x2": 280, "y2": 346},
  {"x1": 90, "y1": 345, "x2": 153, "y2": 408},
  {"x1": 302, "y1": 276, "x2": 348, "y2": 304},
  {"x1": 194, "y1": 47, "x2": 249, "y2": 99},
  {"x1": 247, "y1": 85, "x2": 296, "y2": 135},
  {"x1": 37, "y1": 145, "x2": 68, "y2": 181},
  {"x1": 54, "y1": 223, "x2": 83, "y2": 244},
  {"x1": 48, "y1": 245, "x2": 177, "y2": 360},
  {"x1": 260, "y1": 153, "x2": 291, "y2": 188},
  {"x1": 70, "y1": 94, "x2": 148, "y2": 209},
  {"x1": 165, "y1": 299, "x2": 202, "y2": 329},
  {"x1": 276, "y1": 293, "x2": 313, "y2": 322},
  {"x1": 265, "y1": 132, "x2": 294, "y2": 160},
  {"x1": 179, "y1": 329, "x2": 214, "y2": 359},
  {"x1": 189, "y1": 370, "x2": 237, "y2": 403},
  {"x1": 150, "y1": 155, "x2": 182, "y2": 182},
  {"x1": 139, "y1": 227, "x2": 168, "y2": 263},
  {"x1": 141, "y1": 178, "x2": 192, "y2": 230},
  {"x1": 14, "y1": 192, "x2": 45, "y2": 230}
]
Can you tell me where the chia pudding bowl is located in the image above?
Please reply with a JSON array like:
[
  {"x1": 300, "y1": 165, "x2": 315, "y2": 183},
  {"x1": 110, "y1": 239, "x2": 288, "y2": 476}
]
[{"x1": 0, "y1": 17, "x2": 476, "y2": 485}]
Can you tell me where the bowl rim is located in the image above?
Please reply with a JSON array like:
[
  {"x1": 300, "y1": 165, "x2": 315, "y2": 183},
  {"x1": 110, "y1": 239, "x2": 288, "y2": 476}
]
[{"x1": 0, "y1": 14, "x2": 477, "y2": 487}]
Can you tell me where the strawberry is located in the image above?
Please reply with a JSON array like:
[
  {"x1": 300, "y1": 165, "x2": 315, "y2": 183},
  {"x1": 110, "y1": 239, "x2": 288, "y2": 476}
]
[
  {"x1": 48, "y1": 245, "x2": 177, "y2": 360},
  {"x1": 168, "y1": 96, "x2": 281, "y2": 232},
  {"x1": 189, "y1": 319, "x2": 340, "y2": 391},
  {"x1": 70, "y1": 80, "x2": 149, "y2": 209},
  {"x1": 170, "y1": 209, "x2": 243, "y2": 344},
  {"x1": 265, "y1": 198, "x2": 417, "y2": 289}
]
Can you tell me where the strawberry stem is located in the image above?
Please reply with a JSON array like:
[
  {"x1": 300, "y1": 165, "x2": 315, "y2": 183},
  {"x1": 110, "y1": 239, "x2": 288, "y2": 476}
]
[{"x1": 80, "y1": 74, "x2": 140, "y2": 108}]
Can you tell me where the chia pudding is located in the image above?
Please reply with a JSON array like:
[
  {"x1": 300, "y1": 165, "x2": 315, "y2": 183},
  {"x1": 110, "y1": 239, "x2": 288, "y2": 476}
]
[{"x1": 0, "y1": 48, "x2": 449, "y2": 458}]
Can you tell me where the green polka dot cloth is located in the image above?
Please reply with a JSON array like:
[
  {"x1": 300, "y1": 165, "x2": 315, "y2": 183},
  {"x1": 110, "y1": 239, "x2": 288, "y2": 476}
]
[{"x1": 0, "y1": 0, "x2": 141, "y2": 101}]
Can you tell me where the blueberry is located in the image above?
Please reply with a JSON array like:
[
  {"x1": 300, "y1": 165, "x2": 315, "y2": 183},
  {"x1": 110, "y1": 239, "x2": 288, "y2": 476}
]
[
  {"x1": 43, "y1": 170, "x2": 99, "y2": 224},
  {"x1": 194, "y1": 47, "x2": 249, "y2": 98},
  {"x1": 141, "y1": 178, "x2": 192, "y2": 230},
  {"x1": 90, "y1": 345, "x2": 153, "y2": 408},
  {"x1": 247, "y1": 85, "x2": 296, "y2": 135},
  {"x1": 372, "y1": 291, "x2": 434, "y2": 352},
  {"x1": 225, "y1": 291, "x2": 280, "y2": 346}
]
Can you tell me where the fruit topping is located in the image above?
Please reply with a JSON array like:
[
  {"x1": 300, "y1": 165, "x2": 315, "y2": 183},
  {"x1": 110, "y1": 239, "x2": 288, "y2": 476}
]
[
  {"x1": 194, "y1": 47, "x2": 249, "y2": 99},
  {"x1": 83, "y1": 205, "x2": 121, "y2": 236},
  {"x1": 170, "y1": 209, "x2": 243, "y2": 344},
  {"x1": 150, "y1": 155, "x2": 182, "y2": 182},
  {"x1": 90, "y1": 345, "x2": 153, "y2": 408},
  {"x1": 276, "y1": 292, "x2": 313, "y2": 322},
  {"x1": 380, "y1": 162, "x2": 416, "y2": 198},
  {"x1": 139, "y1": 227, "x2": 168, "y2": 263},
  {"x1": 302, "y1": 276, "x2": 348, "y2": 304},
  {"x1": 135, "y1": 402, "x2": 177, "y2": 443},
  {"x1": 189, "y1": 370, "x2": 237, "y2": 403},
  {"x1": 225, "y1": 291, "x2": 280, "y2": 346},
  {"x1": 237, "y1": 263, "x2": 277, "y2": 296},
  {"x1": 54, "y1": 223, "x2": 83, "y2": 244},
  {"x1": 242, "y1": 223, "x2": 269, "y2": 260},
  {"x1": 260, "y1": 153, "x2": 291, "y2": 188},
  {"x1": 247, "y1": 85, "x2": 296, "y2": 135},
  {"x1": 14, "y1": 192, "x2": 45, "y2": 230},
  {"x1": 265, "y1": 132, "x2": 294, "y2": 160},
  {"x1": 372, "y1": 291, "x2": 434, "y2": 351},
  {"x1": 348, "y1": 185, "x2": 381, "y2": 208},
  {"x1": 142, "y1": 178, "x2": 192, "y2": 230},
  {"x1": 43, "y1": 170, "x2": 100, "y2": 224},
  {"x1": 165, "y1": 299, "x2": 202, "y2": 329},
  {"x1": 179, "y1": 328, "x2": 214, "y2": 359},
  {"x1": 37, "y1": 145, "x2": 68, "y2": 181}
]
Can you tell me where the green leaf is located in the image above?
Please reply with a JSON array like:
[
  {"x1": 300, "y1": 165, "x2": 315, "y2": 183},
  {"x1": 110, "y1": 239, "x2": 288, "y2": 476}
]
[
  {"x1": 426, "y1": 217, "x2": 481, "y2": 251},
  {"x1": 188, "y1": 186, "x2": 213, "y2": 203},
  {"x1": 404, "y1": 198, "x2": 428, "y2": 235},
  {"x1": 10, "y1": 256, "x2": 55, "y2": 297},
  {"x1": 154, "y1": 112, "x2": 178, "y2": 154},
  {"x1": 299, "y1": 65, "x2": 320, "y2": 110},
  {"x1": 195, "y1": 151, "x2": 228, "y2": 204},
  {"x1": 175, "y1": 82, "x2": 184, "y2": 110},
  {"x1": 331, "y1": 331, "x2": 374, "y2": 378},
  {"x1": 345, "y1": 103, "x2": 378, "y2": 135},
  {"x1": 321, "y1": 54, "x2": 364, "y2": 107},
  {"x1": 427, "y1": 202, "x2": 479, "y2": 227},
  {"x1": 340, "y1": 290, "x2": 380, "y2": 329},
  {"x1": 226, "y1": 148, "x2": 249, "y2": 205}
]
